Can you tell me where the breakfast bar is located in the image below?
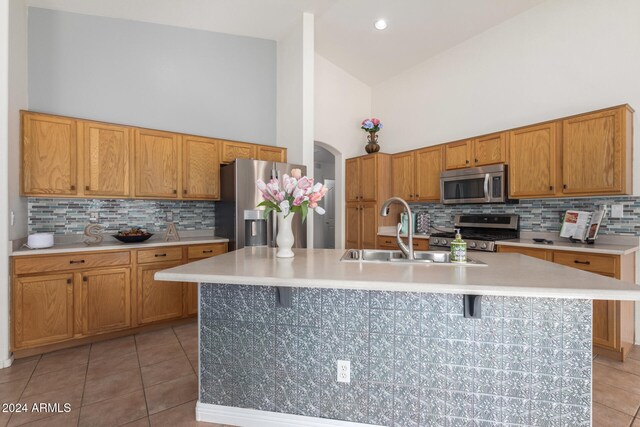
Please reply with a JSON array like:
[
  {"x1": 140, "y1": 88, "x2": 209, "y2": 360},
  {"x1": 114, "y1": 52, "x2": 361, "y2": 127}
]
[{"x1": 156, "y1": 248, "x2": 640, "y2": 426}]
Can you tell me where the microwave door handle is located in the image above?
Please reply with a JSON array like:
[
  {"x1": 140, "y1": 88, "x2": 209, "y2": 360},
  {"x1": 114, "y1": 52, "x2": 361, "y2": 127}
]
[{"x1": 484, "y1": 174, "x2": 491, "y2": 202}]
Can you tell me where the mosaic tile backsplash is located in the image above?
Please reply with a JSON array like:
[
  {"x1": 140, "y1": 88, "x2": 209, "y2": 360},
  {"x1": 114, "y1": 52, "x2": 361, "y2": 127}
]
[
  {"x1": 200, "y1": 284, "x2": 592, "y2": 426},
  {"x1": 28, "y1": 198, "x2": 215, "y2": 234},
  {"x1": 412, "y1": 195, "x2": 640, "y2": 235}
]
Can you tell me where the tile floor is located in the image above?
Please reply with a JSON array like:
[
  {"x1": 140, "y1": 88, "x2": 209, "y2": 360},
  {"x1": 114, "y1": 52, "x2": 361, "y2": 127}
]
[{"x1": 1, "y1": 320, "x2": 639, "y2": 426}]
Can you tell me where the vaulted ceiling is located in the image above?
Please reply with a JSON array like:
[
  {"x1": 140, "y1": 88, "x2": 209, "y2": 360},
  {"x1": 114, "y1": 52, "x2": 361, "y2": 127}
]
[{"x1": 26, "y1": 0, "x2": 545, "y2": 85}]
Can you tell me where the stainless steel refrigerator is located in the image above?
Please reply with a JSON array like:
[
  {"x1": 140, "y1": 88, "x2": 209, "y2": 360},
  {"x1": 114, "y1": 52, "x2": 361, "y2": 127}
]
[{"x1": 216, "y1": 158, "x2": 308, "y2": 251}]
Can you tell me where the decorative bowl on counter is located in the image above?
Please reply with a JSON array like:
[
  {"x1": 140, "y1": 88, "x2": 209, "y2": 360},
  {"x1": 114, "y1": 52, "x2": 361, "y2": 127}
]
[{"x1": 112, "y1": 228, "x2": 154, "y2": 243}]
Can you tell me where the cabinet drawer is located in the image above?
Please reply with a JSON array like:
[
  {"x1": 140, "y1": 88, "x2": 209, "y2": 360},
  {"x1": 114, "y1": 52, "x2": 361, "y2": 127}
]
[
  {"x1": 187, "y1": 243, "x2": 227, "y2": 260},
  {"x1": 553, "y1": 251, "x2": 616, "y2": 275},
  {"x1": 376, "y1": 236, "x2": 429, "y2": 250},
  {"x1": 137, "y1": 247, "x2": 183, "y2": 264},
  {"x1": 14, "y1": 251, "x2": 130, "y2": 275}
]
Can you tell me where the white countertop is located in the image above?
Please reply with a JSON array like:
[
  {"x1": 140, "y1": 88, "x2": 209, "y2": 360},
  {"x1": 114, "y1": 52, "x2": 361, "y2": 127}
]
[
  {"x1": 155, "y1": 247, "x2": 640, "y2": 300},
  {"x1": 11, "y1": 236, "x2": 229, "y2": 256},
  {"x1": 495, "y1": 231, "x2": 640, "y2": 255}
]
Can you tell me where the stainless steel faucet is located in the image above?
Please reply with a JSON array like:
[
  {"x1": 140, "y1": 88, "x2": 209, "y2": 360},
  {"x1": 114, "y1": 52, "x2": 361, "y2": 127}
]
[{"x1": 380, "y1": 197, "x2": 414, "y2": 260}]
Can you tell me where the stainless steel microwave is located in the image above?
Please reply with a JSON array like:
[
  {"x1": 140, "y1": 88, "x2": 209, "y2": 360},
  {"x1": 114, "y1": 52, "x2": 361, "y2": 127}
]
[{"x1": 440, "y1": 164, "x2": 510, "y2": 204}]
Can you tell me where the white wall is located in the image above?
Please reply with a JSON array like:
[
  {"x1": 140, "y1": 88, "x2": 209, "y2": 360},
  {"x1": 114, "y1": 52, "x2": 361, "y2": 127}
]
[
  {"x1": 373, "y1": 0, "x2": 640, "y2": 193},
  {"x1": 28, "y1": 7, "x2": 277, "y2": 145},
  {"x1": 277, "y1": 13, "x2": 315, "y2": 245},
  {"x1": 314, "y1": 53, "x2": 372, "y2": 248}
]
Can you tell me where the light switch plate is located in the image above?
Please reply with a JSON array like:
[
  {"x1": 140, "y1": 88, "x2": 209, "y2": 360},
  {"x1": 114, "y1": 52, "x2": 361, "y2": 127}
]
[{"x1": 611, "y1": 204, "x2": 624, "y2": 218}]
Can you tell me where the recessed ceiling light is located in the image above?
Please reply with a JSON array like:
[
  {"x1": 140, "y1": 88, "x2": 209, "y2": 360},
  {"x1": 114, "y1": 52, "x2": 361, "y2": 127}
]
[{"x1": 374, "y1": 19, "x2": 387, "y2": 30}]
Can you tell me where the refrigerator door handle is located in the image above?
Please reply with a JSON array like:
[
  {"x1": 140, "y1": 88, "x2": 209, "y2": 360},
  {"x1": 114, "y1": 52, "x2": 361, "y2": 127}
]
[{"x1": 271, "y1": 166, "x2": 278, "y2": 247}]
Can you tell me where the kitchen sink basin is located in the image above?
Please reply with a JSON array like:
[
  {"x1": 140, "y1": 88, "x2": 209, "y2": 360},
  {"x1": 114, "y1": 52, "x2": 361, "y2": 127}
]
[{"x1": 340, "y1": 249, "x2": 485, "y2": 266}]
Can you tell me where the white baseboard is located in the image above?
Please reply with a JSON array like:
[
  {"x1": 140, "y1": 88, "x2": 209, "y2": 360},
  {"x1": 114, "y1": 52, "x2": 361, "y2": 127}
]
[
  {"x1": 195, "y1": 402, "x2": 381, "y2": 427},
  {"x1": 1, "y1": 356, "x2": 14, "y2": 369}
]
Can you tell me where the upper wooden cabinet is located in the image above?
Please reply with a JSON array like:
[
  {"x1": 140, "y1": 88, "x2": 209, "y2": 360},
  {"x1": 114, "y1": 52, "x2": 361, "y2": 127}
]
[
  {"x1": 82, "y1": 122, "x2": 132, "y2": 197},
  {"x1": 134, "y1": 129, "x2": 181, "y2": 198},
  {"x1": 221, "y1": 140, "x2": 257, "y2": 163},
  {"x1": 508, "y1": 122, "x2": 560, "y2": 198},
  {"x1": 444, "y1": 140, "x2": 472, "y2": 170},
  {"x1": 22, "y1": 112, "x2": 77, "y2": 196},
  {"x1": 345, "y1": 158, "x2": 361, "y2": 202},
  {"x1": 182, "y1": 136, "x2": 220, "y2": 200},
  {"x1": 474, "y1": 132, "x2": 508, "y2": 166},
  {"x1": 561, "y1": 105, "x2": 633, "y2": 195},
  {"x1": 444, "y1": 134, "x2": 507, "y2": 170},
  {"x1": 392, "y1": 146, "x2": 443, "y2": 202},
  {"x1": 257, "y1": 145, "x2": 287, "y2": 162},
  {"x1": 346, "y1": 154, "x2": 388, "y2": 202}
]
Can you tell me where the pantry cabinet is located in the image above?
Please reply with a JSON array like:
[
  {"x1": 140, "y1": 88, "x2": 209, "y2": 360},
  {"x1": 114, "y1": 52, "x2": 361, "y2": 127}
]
[
  {"x1": 134, "y1": 129, "x2": 181, "y2": 198},
  {"x1": 562, "y1": 105, "x2": 633, "y2": 195},
  {"x1": 182, "y1": 135, "x2": 220, "y2": 200},
  {"x1": 508, "y1": 122, "x2": 560, "y2": 198},
  {"x1": 11, "y1": 242, "x2": 227, "y2": 354},
  {"x1": 82, "y1": 122, "x2": 132, "y2": 197},
  {"x1": 497, "y1": 245, "x2": 635, "y2": 361},
  {"x1": 22, "y1": 112, "x2": 77, "y2": 196}
]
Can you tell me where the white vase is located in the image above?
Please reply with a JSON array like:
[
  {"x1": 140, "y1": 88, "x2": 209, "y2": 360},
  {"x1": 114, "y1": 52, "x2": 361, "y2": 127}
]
[{"x1": 276, "y1": 211, "x2": 295, "y2": 258}]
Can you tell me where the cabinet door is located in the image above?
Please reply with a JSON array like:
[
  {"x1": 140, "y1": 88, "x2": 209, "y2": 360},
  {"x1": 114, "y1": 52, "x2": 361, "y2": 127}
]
[
  {"x1": 345, "y1": 203, "x2": 361, "y2": 249},
  {"x1": 444, "y1": 140, "x2": 472, "y2": 170},
  {"x1": 13, "y1": 274, "x2": 74, "y2": 349},
  {"x1": 186, "y1": 284, "x2": 198, "y2": 316},
  {"x1": 508, "y1": 123, "x2": 559, "y2": 197},
  {"x1": 496, "y1": 245, "x2": 552, "y2": 261},
  {"x1": 81, "y1": 268, "x2": 131, "y2": 335},
  {"x1": 360, "y1": 203, "x2": 378, "y2": 249},
  {"x1": 360, "y1": 156, "x2": 378, "y2": 201},
  {"x1": 22, "y1": 113, "x2": 77, "y2": 196},
  {"x1": 562, "y1": 108, "x2": 623, "y2": 194},
  {"x1": 83, "y1": 122, "x2": 131, "y2": 197},
  {"x1": 345, "y1": 158, "x2": 361, "y2": 202},
  {"x1": 415, "y1": 146, "x2": 443, "y2": 201},
  {"x1": 391, "y1": 152, "x2": 415, "y2": 200},
  {"x1": 135, "y1": 129, "x2": 180, "y2": 198},
  {"x1": 593, "y1": 298, "x2": 617, "y2": 350},
  {"x1": 474, "y1": 132, "x2": 507, "y2": 166},
  {"x1": 183, "y1": 136, "x2": 220, "y2": 200},
  {"x1": 137, "y1": 262, "x2": 185, "y2": 324},
  {"x1": 221, "y1": 141, "x2": 256, "y2": 163},
  {"x1": 257, "y1": 146, "x2": 286, "y2": 162}
]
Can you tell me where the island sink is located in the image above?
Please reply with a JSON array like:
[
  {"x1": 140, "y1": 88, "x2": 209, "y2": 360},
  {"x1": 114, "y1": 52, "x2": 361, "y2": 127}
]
[{"x1": 341, "y1": 248, "x2": 486, "y2": 265}]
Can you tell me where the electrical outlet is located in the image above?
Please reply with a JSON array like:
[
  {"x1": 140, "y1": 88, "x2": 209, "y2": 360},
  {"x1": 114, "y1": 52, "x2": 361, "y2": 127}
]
[
  {"x1": 337, "y1": 360, "x2": 350, "y2": 383},
  {"x1": 611, "y1": 204, "x2": 624, "y2": 218},
  {"x1": 166, "y1": 211, "x2": 174, "y2": 222}
]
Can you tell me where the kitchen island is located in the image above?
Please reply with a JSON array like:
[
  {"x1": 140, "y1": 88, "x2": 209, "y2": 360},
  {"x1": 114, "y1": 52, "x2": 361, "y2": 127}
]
[{"x1": 156, "y1": 248, "x2": 640, "y2": 427}]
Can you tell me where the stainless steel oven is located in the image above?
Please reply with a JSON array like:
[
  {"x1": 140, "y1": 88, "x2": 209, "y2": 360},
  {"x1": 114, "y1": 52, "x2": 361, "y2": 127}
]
[{"x1": 440, "y1": 164, "x2": 509, "y2": 204}]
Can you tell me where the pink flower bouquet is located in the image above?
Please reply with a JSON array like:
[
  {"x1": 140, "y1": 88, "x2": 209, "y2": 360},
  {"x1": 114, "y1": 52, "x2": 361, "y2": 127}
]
[{"x1": 256, "y1": 168, "x2": 328, "y2": 221}]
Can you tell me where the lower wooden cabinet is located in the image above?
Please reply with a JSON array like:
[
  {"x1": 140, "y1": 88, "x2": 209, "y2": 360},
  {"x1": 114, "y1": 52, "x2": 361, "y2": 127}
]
[
  {"x1": 345, "y1": 202, "x2": 378, "y2": 249},
  {"x1": 11, "y1": 242, "x2": 228, "y2": 352},
  {"x1": 137, "y1": 262, "x2": 185, "y2": 325},
  {"x1": 80, "y1": 268, "x2": 131, "y2": 335},
  {"x1": 497, "y1": 245, "x2": 635, "y2": 360},
  {"x1": 13, "y1": 274, "x2": 74, "y2": 349}
]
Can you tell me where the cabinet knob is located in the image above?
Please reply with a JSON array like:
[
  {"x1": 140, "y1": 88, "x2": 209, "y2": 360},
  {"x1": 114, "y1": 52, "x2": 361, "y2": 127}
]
[
  {"x1": 85, "y1": 186, "x2": 90, "y2": 191},
  {"x1": 415, "y1": 194, "x2": 419, "y2": 198},
  {"x1": 549, "y1": 185, "x2": 553, "y2": 191},
  {"x1": 173, "y1": 189, "x2": 177, "y2": 194},
  {"x1": 475, "y1": 159, "x2": 478, "y2": 163},
  {"x1": 83, "y1": 276, "x2": 88, "y2": 282},
  {"x1": 70, "y1": 185, "x2": 76, "y2": 190},
  {"x1": 465, "y1": 160, "x2": 469, "y2": 164},
  {"x1": 66, "y1": 278, "x2": 72, "y2": 284},
  {"x1": 183, "y1": 189, "x2": 187, "y2": 194},
  {"x1": 563, "y1": 184, "x2": 567, "y2": 189}
]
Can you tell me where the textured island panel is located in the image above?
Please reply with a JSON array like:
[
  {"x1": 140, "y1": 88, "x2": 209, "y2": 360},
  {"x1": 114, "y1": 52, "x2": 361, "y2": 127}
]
[{"x1": 200, "y1": 285, "x2": 592, "y2": 426}]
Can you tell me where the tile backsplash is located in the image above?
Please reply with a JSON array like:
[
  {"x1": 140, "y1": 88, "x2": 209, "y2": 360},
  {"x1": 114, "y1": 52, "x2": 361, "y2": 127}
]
[
  {"x1": 28, "y1": 198, "x2": 216, "y2": 234},
  {"x1": 412, "y1": 195, "x2": 640, "y2": 235}
]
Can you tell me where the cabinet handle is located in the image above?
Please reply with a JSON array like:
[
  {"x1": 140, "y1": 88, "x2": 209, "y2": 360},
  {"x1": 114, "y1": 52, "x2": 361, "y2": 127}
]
[
  {"x1": 465, "y1": 160, "x2": 469, "y2": 164},
  {"x1": 563, "y1": 184, "x2": 567, "y2": 189},
  {"x1": 203, "y1": 250, "x2": 213, "y2": 254},
  {"x1": 183, "y1": 189, "x2": 187, "y2": 194},
  {"x1": 83, "y1": 276, "x2": 88, "y2": 282},
  {"x1": 85, "y1": 186, "x2": 90, "y2": 191},
  {"x1": 69, "y1": 260, "x2": 85, "y2": 264},
  {"x1": 549, "y1": 185, "x2": 554, "y2": 191},
  {"x1": 66, "y1": 278, "x2": 72, "y2": 284},
  {"x1": 173, "y1": 189, "x2": 177, "y2": 194},
  {"x1": 70, "y1": 185, "x2": 76, "y2": 190},
  {"x1": 574, "y1": 260, "x2": 591, "y2": 265},
  {"x1": 475, "y1": 159, "x2": 478, "y2": 163},
  {"x1": 415, "y1": 194, "x2": 419, "y2": 198},
  {"x1": 155, "y1": 253, "x2": 167, "y2": 257}
]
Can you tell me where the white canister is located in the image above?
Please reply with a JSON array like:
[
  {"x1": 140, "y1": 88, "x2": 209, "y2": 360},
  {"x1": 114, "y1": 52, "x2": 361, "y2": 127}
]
[{"x1": 27, "y1": 233, "x2": 54, "y2": 249}]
